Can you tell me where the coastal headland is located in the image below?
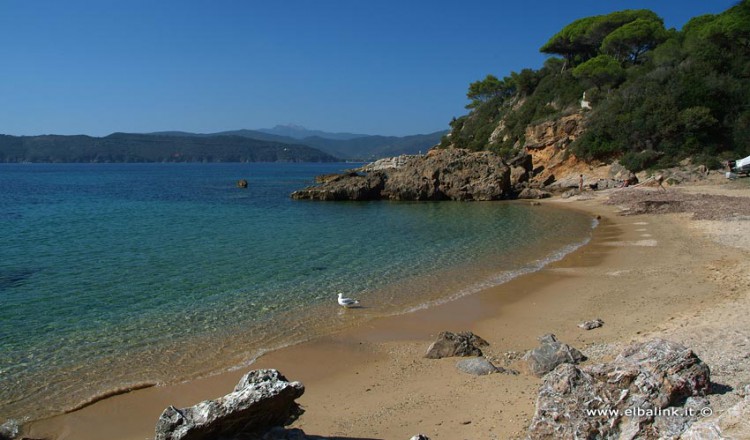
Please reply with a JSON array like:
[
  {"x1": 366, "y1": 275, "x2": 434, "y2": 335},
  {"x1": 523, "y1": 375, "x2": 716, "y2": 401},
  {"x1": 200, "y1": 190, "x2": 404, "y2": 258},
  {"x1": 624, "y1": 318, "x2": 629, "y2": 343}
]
[{"x1": 22, "y1": 175, "x2": 750, "y2": 439}]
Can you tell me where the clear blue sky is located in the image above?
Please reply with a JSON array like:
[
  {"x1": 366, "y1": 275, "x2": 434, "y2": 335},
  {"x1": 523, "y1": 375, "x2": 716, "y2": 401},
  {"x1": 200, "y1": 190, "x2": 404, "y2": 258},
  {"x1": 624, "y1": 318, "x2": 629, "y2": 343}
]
[{"x1": 0, "y1": 0, "x2": 738, "y2": 137}]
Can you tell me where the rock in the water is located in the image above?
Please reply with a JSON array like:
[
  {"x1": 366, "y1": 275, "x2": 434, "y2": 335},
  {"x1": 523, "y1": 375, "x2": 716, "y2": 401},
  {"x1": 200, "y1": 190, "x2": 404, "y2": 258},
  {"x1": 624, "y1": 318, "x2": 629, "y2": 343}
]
[
  {"x1": 520, "y1": 334, "x2": 586, "y2": 377},
  {"x1": 456, "y1": 357, "x2": 499, "y2": 375},
  {"x1": 154, "y1": 369, "x2": 304, "y2": 440},
  {"x1": 291, "y1": 172, "x2": 385, "y2": 201},
  {"x1": 527, "y1": 339, "x2": 711, "y2": 439},
  {"x1": 578, "y1": 318, "x2": 604, "y2": 330},
  {"x1": 237, "y1": 179, "x2": 248, "y2": 188},
  {"x1": 292, "y1": 149, "x2": 512, "y2": 201},
  {"x1": 425, "y1": 331, "x2": 488, "y2": 359}
]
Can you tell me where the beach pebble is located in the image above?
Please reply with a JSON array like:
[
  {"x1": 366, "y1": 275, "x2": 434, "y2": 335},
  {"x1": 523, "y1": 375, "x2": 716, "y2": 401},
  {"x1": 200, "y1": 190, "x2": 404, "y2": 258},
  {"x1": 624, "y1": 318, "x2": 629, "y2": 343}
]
[{"x1": 578, "y1": 318, "x2": 604, "y2": 330}]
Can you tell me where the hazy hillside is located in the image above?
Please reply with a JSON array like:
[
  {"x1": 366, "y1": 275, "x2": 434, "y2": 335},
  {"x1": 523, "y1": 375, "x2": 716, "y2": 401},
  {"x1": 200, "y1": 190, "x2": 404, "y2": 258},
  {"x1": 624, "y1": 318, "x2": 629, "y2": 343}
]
[
  {"x1": 256, "y1": 124, "x2": 368, "y2": 141},
  {"x1": 151, "y1": 126, "x2": 448, "y2": 160},
  {"x1": 300, "y1": 132, "x2": 446, "y2": 160},
  {"x1": 0, "y1": 133, "x2": 337, "y2": 163}
]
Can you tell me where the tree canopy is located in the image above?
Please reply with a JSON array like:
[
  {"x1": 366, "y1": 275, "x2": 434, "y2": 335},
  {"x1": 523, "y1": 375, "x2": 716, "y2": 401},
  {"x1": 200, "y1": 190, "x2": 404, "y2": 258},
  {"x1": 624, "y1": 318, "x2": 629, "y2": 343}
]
[
  {"x1": 442, "y1": 1, "x2": 750, "y2": 171},
  {"x1": 540, "y1": 9, "x2": 665, "y2": 66}
]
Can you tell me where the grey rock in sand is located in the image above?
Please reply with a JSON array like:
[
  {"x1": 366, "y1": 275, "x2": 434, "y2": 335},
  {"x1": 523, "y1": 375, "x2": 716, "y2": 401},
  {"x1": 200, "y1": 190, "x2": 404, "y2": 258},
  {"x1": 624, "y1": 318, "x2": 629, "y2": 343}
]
[
  {"x1": 154, "y1": 369, "x2": 304, "y2": 440},
  {"x1": 520, "y1": 333, "x2": 586, "y2": 377},
  {"x1": 578, "y1": 318, "x2": 604, "y2": 330},
  {"x1": 527, "y1": 339, "x2": 710, "y2": 439},
  {"x1": 425, "y1": 331, "x2": 489, "y2": 359},
  {"x1": 456, "y1": 357, "x2": 499, "y2": 376}
]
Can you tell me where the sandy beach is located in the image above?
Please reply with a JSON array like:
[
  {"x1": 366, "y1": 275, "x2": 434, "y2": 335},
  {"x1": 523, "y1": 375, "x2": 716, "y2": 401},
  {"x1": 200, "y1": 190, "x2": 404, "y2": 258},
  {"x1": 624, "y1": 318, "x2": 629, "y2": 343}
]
[{"x1": 24, "y1": 178, "x2": 750, "y2": 440}]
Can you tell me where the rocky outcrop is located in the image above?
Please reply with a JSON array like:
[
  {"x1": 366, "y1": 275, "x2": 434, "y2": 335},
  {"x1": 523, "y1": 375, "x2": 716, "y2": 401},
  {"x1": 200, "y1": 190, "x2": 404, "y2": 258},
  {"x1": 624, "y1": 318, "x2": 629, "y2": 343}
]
[
  {"x1": 292, "y1": 149, "x2": 512, "y2": 201},
  {"x1": 520, "y1": 334, "x2": 586, "y2": 377},
  {"x1": 524, "y1": 114, "x2": 584, "y2": 153},
  {"x1": 527, "y1": 339, "x2": 711, "y2": 439},
  {"x1": 516, "y1": 188, "x2": 552, "y2": 200},
  {"x1": 424, "y1": 331, "x2": 489, "y2": 359},
  {"x1": 291, "y1": 172, "x2": 386, "y2": 201},
  {"x1": 154, "y1": 369, "x2": 304, "y2": 440}
]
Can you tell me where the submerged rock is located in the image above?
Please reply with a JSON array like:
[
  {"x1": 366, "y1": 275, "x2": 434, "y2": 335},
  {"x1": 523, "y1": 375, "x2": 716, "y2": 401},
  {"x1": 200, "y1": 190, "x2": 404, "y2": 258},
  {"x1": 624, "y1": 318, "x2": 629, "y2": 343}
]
[
  {"x1": 425, "y1": 331, "x2": 489, "y2": 359},
  {"x1": 527, "y1": 339, "x2": 711, "y2": 439},
  {"x1": 154, "y1": 369, "x2": 304, "y2": 440},
  {"x1": 520, "y1": 334, "x2": 586, "y2": 377},
  {"x1": 292, "y1": 149, "x2": 512, "y2": 201}
]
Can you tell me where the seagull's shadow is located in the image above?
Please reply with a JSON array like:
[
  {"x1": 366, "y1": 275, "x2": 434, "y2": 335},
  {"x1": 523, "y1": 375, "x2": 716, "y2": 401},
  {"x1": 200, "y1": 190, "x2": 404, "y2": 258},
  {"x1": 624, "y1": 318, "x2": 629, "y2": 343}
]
[{"x1": 337, "y1": 305, "x2": 366, "y2": 315}]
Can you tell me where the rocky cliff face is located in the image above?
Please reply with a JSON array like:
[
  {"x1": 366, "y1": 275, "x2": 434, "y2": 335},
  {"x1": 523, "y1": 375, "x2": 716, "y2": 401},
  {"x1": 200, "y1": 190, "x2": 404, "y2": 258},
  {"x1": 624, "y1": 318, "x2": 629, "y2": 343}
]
[
  {"x1": 523, "y1": 113, "x2": 588, "y2": 185},
  {"x1": 291, "y1": 149, "x2": 512, "y2": 201}
]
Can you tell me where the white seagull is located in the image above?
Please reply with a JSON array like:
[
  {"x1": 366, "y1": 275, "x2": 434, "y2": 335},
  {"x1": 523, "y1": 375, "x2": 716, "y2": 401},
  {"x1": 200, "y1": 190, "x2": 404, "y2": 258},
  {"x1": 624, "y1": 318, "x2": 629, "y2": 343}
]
[{"x1": 337, "y1": 292, "x2": 360, "y2": 308}]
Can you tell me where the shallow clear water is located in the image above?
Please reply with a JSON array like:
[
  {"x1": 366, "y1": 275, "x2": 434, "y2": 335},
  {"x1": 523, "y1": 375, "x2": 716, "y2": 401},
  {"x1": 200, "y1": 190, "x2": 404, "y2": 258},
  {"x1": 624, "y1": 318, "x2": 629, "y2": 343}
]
[{"x1": 0, "y1": 163, "x2": 594, "y2": 420}]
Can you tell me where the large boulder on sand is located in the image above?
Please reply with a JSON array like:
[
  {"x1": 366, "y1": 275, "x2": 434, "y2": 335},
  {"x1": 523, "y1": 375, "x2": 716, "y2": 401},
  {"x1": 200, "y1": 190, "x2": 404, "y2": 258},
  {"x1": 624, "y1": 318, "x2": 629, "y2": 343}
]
[
  {"x1": 520, "y1": 334, "x2": 586, "y2": 377},
  {"x1": 154, "y1": 369, "x2": 304, "y2": 440},
  {"x1": 527, "y1": 339, "x2": 711, "y2": 439},
  {"x1": 425, "y1": 331, "x2": 489, "y2": 359}
]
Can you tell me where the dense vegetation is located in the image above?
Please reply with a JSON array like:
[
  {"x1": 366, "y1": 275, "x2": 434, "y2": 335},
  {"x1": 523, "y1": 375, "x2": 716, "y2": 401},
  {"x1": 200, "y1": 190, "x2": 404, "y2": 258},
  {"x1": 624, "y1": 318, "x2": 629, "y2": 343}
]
[
  {"x1": 442, "y1": 1, "x2": 750, "y2": 171},
  {"x1": 0, "y1": 133, "x2": 337, "y2": 163}
]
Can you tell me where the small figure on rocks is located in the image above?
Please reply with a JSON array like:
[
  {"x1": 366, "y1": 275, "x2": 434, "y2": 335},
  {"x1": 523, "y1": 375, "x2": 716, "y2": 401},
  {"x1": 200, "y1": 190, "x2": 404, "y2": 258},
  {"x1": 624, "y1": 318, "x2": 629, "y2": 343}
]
[
  {"x1": 656, "y1": 174, "x2": 666, "y2": 191},
  {"x1": 579, "y1": 174, "x2": 584, "y2": 192}
]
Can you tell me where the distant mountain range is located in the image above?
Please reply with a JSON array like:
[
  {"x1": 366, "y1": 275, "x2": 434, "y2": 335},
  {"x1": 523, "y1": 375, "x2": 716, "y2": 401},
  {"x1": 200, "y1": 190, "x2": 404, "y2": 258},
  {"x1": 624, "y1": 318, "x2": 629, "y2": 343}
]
[
  {"x1": 0, "y1": 133, "x2": 336, "y2": 163},
  {"x1": 0, "y1": 125, "x2": 447, "y2": 163},
  {"x1": 151, "y1": 125, "x2": 448, "y2": 160},
  {"x1": 256, "y1": 124, "x2": 367, "y2": 141}
]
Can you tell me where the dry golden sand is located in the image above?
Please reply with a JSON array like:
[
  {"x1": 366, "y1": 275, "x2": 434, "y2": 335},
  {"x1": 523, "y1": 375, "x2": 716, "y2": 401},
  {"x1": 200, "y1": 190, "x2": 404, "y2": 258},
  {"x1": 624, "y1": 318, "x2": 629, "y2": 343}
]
[{"x1": 25, "y1": 180, "x2": 750, "y2": 440}]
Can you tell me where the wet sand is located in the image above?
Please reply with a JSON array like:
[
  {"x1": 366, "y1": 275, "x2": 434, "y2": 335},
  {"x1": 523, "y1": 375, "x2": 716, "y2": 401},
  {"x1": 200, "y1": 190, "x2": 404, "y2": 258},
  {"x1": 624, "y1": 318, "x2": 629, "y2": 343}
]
[{"x1": 25, "y1": 189, "x2": 741, "y2": 440}]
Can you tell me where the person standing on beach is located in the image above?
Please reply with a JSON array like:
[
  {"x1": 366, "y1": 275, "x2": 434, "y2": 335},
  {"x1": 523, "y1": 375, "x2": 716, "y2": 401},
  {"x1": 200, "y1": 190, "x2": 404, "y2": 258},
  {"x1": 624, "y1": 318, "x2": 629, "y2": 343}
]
[{"x1": 579, "y1": 174, "x2": 584, "y2": 192}]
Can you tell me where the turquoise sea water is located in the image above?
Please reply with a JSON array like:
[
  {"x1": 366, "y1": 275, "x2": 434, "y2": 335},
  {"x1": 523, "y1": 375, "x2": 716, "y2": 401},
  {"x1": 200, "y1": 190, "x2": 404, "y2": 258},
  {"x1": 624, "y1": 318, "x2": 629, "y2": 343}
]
[{"x1": 0, "y1": 163, "x2": 594, "y2": 421}]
